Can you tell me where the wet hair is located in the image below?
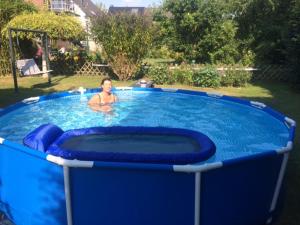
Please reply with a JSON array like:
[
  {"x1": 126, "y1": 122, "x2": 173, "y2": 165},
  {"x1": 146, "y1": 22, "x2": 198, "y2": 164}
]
[{"x1": 101, "y1": 77, "x2": 112, "y2": 85}]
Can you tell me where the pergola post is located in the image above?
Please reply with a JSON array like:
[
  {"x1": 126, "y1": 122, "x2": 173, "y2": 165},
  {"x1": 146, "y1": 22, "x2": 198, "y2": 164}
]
[
  {"x1": 8, "y1": 27, "x2": 52, "y2": 92},
  {"x1": 8, "y1": 28, "x2": 18, "y2": 93},
  {"x1": 44, "y1": 33, "x2": 51, "y2": 84}
]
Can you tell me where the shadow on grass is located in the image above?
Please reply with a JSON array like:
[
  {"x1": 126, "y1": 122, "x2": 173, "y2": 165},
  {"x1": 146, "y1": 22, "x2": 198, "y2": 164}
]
[
  {"x1": 31, "y1": 76, "x2": 66, "y2": 89},
  {"x1": 0, "y1": 87, "x2": 56, "y2": 108},
  {"x1": 230, "y1": 81, "x2": 299, "y2": 225},
  {"x1": 0, "y1": 76, "x2": 70, "y2": 108}
]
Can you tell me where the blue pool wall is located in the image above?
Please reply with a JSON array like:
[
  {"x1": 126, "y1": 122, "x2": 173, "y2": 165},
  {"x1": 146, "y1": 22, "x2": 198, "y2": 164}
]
[
  {"x1": 0, "y1": 140, "x2": 67, "y2": 225},
  {"x1": 0, "y1": 87, "x2": 296, "y2": 225},
  {"x1": 0, "y1": 139, "x2": 287, "y2": 225}
]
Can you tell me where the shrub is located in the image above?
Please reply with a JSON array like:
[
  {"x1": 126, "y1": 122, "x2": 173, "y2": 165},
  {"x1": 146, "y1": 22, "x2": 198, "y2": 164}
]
[
  {"x1": 109, "y1": 53, "x2": 139, "y2": 80},
  {"x1": 221, "y1": 68, "x2": 252, "y2": 87},
  {"x1": 92, "y1": 12, "x2": 154, "y2": 80},
  {"x1": 0, "y1": 0, "x2": 37, "y2": 76},
  {"x1": 87, "y1": 51, "x2": 106, "y2": 64},
  {"x1": 147, "y1": 45, "x2": 173, "y2": 59},
  {"x1": 134, "y1": 64, "x2": 149, "y2": 79},
  {"x1": 147, "y1": 64, "x2": 173, "y2": 84},
  {"x1": 192, "y1": 66, "x2": 220, "y2": 87},
  {"x1": 50, "y1": 48, "x2": 87, "y2": 75},
  {"x1": 172, "y1": 67, "x2": 193, "y2": 84}
]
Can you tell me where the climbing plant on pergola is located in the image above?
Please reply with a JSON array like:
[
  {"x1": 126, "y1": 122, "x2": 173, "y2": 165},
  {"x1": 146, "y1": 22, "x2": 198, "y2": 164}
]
[
  {"x1": 3, "y1": 11, "x2": 85, "y2": 41},
  {"x1": 2, "y1": 11, "x2": 86, "y2": 92},
  {"x1": 8, "y1": 27, "x2": 51, "y2": 92}
]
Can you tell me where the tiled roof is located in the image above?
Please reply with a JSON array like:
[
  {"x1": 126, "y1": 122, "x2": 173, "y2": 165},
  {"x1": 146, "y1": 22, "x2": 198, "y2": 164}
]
[
  {"x1": 73, "y1": 0, "x2": 100, "y2": 17},
  {"x1": 108, "y1": 6, "x2": 145, "y2": 15}
]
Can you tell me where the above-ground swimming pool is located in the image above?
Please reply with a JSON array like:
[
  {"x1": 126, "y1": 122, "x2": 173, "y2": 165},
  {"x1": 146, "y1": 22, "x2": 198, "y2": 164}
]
[{"x1": 0, "y1": 87, "x2": 296, "y2": 225}]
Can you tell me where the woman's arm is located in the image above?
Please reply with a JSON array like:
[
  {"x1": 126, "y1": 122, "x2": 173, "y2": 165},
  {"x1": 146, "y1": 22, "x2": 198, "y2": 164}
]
[
  {"x1": 114, "y1": 94, "x2": 118, "y2": 102},
  {"x1": 88, "y1": 94, "x2": 100, "y2": 105}
]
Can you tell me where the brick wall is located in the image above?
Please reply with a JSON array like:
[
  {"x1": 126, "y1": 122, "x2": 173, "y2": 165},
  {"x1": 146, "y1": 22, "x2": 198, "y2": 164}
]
[{"x1": 25, "y1": 0, "x2": 45, "y2": 8}]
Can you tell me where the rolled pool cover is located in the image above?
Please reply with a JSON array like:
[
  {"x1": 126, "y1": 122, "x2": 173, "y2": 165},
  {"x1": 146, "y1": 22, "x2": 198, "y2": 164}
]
[{"x1": 23, "y1": 124, "x2": 216, "y2": 164}]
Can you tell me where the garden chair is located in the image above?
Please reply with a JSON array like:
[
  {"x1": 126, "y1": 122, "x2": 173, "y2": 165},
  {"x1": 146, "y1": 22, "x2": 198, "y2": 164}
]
[{"x1": 16, "y1": 58, "x2": 52, "y2": 76}]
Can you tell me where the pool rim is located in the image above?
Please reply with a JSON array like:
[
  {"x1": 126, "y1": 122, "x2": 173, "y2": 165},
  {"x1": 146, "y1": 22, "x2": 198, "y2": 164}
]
[{"x1": 0, "y1": 87, "x2": 296, "y2": 172}]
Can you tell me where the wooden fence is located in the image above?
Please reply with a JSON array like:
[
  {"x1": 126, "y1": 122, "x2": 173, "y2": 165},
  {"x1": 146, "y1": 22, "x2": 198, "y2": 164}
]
[
  {"x1": 0, "y1": 60, "x2": 109, "y2": 77},
  {"x1": 74, "y1": 62, "x2": 111, "y2": 76},
  {"x1": 251, "y1": 65, "x2": 293, "y2": 81},
  {"x1": 0, "y1": 60, "x2": 294, "y2": 81}
]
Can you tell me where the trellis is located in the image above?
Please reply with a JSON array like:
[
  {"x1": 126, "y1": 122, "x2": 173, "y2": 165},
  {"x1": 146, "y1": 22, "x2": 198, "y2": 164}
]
[
  {"x1": 0, "y1": 60, "x2": 109, "y2": 77},
  {"x1": 74, "y1": 62, "x2": 109, "y2": 76},
  {"x1": 251, "y1": 65, "x2": 293, "y2": 81},
  {"x1": 0, "y1": 62, "x2": 294, "y2": 81}
]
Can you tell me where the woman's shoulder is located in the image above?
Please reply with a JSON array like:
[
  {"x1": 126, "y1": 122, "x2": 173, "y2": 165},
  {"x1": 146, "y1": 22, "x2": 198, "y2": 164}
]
[
  {"x1": 95, "y1": 92, "x2": 103, "y2": 99},
  {"x1": 88, "y1": 93, "x2": 101, "y2": 105}
]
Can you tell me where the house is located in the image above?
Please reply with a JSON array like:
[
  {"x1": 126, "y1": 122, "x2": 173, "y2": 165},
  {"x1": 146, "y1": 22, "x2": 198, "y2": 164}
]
[
  {"x1": 108, "y1": 6, "x2": 146, "y2": 15},
  {"x1": 26, "y1": 0, "x2": 100, "y2": 52},
  {"x1": 70, "y1": 0, "x2": 100, "y2": 51},
  {"x1": 26, "y1": 0, "x2": 45, "y2": 8}
]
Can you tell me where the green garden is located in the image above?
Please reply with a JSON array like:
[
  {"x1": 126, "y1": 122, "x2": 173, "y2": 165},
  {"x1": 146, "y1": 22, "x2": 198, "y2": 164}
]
[{"x1": 0, "y1": 0, "x2": 300, "y2": 224}]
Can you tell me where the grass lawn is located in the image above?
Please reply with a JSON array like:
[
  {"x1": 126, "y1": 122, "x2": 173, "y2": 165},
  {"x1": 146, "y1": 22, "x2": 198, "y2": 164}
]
[{"x1": 0, "y1": 75, "x2": 299, "y2": 225}]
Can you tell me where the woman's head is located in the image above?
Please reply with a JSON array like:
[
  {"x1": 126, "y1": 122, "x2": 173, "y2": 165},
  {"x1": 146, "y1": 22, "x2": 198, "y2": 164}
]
[{"x1": 101, "y1": 77, "x2": 112, "y2": 93}]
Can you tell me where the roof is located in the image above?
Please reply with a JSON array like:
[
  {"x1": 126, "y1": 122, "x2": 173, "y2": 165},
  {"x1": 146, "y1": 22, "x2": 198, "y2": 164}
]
[
  {"x1": 108, "y1": 6, "x2": 146, "y2": 15},
  {"x1": 72, "y1": 0, "x2": 100, "y2": 17}
]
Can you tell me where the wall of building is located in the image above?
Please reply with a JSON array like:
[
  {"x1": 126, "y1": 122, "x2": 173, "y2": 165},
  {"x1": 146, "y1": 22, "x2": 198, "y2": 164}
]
[
  {"x1": 73, "y1": 3, "x2": 98, "y2": 52},
  {"x1": 26, "y1": 0, "x2": 45, "y2": 8}
]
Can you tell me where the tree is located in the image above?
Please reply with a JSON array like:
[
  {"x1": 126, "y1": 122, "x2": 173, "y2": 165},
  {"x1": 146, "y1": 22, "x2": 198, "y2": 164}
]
[
  {"x1": 92, "y1": 12, "x2": 154, "y2": 80},
  {"x1": 236, "y1": 0, "x2": 292, "y2": 64},
  {"x1": 286, "y1": 0, "x2": 300, "y2": 81},
  {"x1": 0, "y1": 0, "x2": 37, "y2": 37},
  {"x1": 199, "y1": 20, "x2": 240, "y2": 64},
  {"x1": 155, "y1": 0, "x2": 245, "y2": 64},
  {"x1": 0, "y1": 0, "x2": 37, "y2": 74}
]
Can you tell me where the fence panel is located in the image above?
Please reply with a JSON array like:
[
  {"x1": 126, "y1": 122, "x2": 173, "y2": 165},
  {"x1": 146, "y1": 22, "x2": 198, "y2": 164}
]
[
  {"x1": 0, "y1": 60, "x2": 294, "y2": 81},
  {"x1": 74, "y1": 62, "x2": 110, "y2": 76},
  {"x1": 252, "y1": 65, "x2": 293, "y2": 81}
]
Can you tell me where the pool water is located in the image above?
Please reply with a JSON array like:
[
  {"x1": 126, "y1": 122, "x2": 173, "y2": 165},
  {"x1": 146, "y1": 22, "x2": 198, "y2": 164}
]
[
  {"x1": 0, "y1": 91, "x2": 290, "y2": 163},
  {"x1": 60, "y1": 134, "x2": 200, "y2": 154}
]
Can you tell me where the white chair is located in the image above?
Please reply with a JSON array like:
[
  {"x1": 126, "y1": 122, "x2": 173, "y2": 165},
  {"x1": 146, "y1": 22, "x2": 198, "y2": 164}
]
[{"x1": 16, "y1": 58, "x2": 52, "y2": 76}]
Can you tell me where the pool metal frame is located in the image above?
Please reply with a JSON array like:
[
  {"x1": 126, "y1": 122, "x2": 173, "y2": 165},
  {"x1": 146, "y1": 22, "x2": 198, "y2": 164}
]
[{"x1": 0, "y1": 87, "x2": 296, "y2": 225}]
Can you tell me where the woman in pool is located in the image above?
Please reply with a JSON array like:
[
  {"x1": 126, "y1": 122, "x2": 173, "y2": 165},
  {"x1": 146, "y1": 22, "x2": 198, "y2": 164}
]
[{"x1": 88, "y1": 78, "x2": 117, "y2": 112}]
